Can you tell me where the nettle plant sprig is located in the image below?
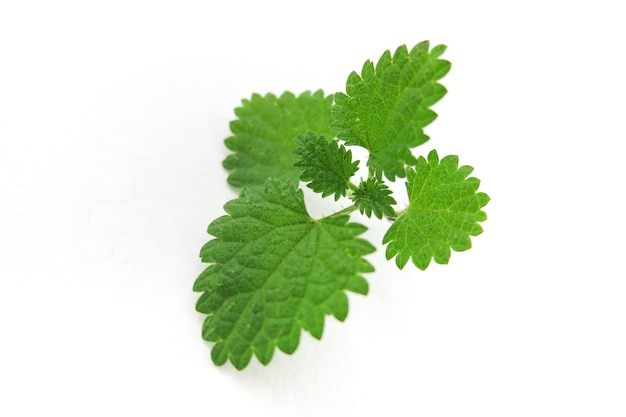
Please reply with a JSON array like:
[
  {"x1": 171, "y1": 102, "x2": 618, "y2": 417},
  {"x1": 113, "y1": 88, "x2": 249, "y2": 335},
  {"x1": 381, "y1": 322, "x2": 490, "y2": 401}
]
[{"x1": 194, "y1": 42, "x2": 490, "y2": 370}]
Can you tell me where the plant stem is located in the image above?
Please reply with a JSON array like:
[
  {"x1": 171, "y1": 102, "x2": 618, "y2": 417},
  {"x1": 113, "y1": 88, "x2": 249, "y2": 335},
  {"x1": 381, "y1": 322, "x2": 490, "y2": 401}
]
[{"x1": 330, "y1": 205, "x2": 358, "y2": 217}]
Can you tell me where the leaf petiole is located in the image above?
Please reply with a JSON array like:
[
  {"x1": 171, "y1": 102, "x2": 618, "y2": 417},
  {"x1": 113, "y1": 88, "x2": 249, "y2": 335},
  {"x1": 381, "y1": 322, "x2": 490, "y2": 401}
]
[{"x1": 328, "y1": 204, "x2": 359, "y2": 218}]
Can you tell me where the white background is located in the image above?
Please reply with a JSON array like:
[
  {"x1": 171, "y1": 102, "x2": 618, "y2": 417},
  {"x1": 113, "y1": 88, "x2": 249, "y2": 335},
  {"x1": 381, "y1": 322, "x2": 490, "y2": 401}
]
[{"x1": 1, "y1": 0, "x2": 625, "y2": 415}]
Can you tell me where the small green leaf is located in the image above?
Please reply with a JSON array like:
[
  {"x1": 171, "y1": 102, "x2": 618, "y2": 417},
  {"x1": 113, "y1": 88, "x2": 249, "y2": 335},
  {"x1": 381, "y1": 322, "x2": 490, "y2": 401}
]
[
  {"x1": 351, "y1": 177, "x2": 397, "y2": 219},
  {"x1": 194, "y1": 178, "x2": 375, "y2": 369},
  {"x1": 332, "y1": 41, "x2": 451, "y2": 180},
  {"x1": 293, "y1": 132, "x2": 360, "y2": 200},
  {"x1": 383, "y1": 150, "x2": 489, "y2": 270},
  {"x1": 223, "y1": 90, "x2": 335, "y2": 188}
]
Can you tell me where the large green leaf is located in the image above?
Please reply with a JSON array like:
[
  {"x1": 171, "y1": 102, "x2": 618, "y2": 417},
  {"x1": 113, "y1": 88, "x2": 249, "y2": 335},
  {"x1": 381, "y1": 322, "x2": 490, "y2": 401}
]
[
  {"x1": 332, "y1": 41, "x2": 451, "y2": 180},
  {"x1": 194, "y1": 178, "x2": 374, "y2": 369},
  {"x1": 222, "y1": 90, "x2": 335, "y2": 188}
]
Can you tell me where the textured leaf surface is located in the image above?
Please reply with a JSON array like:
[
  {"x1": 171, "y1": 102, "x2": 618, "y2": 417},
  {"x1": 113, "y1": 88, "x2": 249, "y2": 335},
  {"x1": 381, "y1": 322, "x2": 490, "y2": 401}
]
[
  {"x1": 293, "y1": 132, "x2": 359, "y2": 200},
  {"x1": 383, "y1": 150, "x2": 489, "y2": 270},
  {"x1": 194, "y1": 178, "x2": 374, "y2": 369},
  {"x1": 351, "y1": 177, "x2": 397, "y2": 219},
  {"x1": 332, "y1": 41, "x2": 451, "y2": 180},
  {"x1": 223, "y1": 90, "x2": 335, "y2": 188}
]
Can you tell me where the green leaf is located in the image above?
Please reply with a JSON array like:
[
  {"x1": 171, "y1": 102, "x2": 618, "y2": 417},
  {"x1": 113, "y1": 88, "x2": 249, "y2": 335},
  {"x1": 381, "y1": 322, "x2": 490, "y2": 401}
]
[
  {"x1": 382, "y1": 150, "x2": 489, "y2": 270},
  {"x1": 194, "y1": 178, "x2": 375, "y2": 369},
  {"x1": 332, "y1": 41, "x2": 451, "y2": 180},
  {"x1": 223, "y1": 90, "x2": 335, "y2": 188},
  {"x1": 351, "y1": 177, "x2": 397, "y2": 219},
  {"x1": 293, "y1": 132, "x2": 359, "y2": 200}
]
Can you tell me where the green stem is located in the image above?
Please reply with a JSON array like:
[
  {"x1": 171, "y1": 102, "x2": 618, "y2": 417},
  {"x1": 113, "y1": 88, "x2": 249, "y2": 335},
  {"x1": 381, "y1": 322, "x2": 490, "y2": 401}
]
[
  {"x1": 330, "y1": 204, "x2": 358, "y2": 217},
  {"x1": 387, "y1": 208, "x2": 407, "y2": 221}
]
